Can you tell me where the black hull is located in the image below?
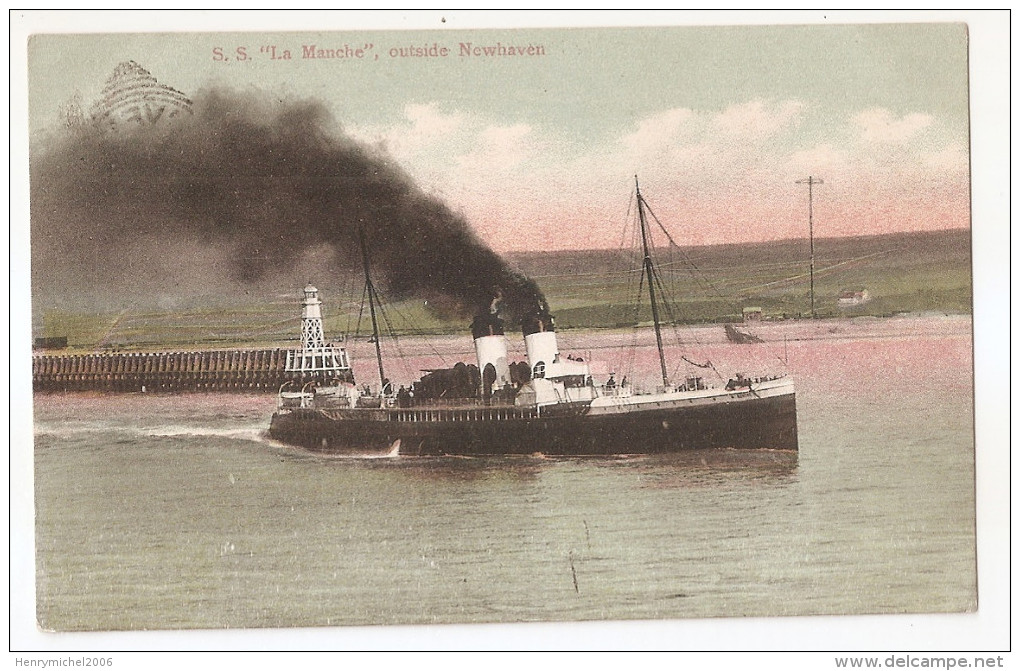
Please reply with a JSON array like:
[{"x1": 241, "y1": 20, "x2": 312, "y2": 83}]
[{"x1": 269, "y1": 393, "x2": 798, "y2": 456}]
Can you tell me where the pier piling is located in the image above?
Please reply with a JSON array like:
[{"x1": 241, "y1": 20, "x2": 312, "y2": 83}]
[{"x1": 32, "y1": 348, "x2": 328, "y2": 393}]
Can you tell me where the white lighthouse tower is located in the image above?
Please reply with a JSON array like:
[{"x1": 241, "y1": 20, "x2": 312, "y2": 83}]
[
  {"x1": 300, "y1": 283, "x2": 326, "y2": 349},
  {"x1": 285, "y1": 284, "x2": 352, "y2": 380}
]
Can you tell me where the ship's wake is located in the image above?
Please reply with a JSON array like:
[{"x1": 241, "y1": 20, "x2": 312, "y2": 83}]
[
  {"x1": 34, "y1": 422, "x2": 274, "y2": 448},
  {"x1": 35, "y1": 423, "x2": 261, "y2": 442},
  {"x1": 144, "y1": 425, "x2": 269, "y2": 442},
  {"x1": 262, "y1": 437, "x2": 403, "y2": 460}
]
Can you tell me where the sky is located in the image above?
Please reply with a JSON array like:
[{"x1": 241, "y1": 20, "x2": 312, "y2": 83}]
[{"x1": 24, "y1": 15, "x2": 973, "y2": 252}]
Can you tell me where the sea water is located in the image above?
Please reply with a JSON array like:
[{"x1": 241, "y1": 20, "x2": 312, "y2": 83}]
[{"x1": 31, "y1": 316, "x2": 976, "y2": 631}]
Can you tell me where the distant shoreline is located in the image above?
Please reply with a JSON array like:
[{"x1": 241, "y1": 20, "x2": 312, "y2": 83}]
[
  {"x1": 32, "y1": 312, "x2": 972, "y2": 357},
  {"x1": 32, "y1": 228, "x2": 971, "y2": 352}
]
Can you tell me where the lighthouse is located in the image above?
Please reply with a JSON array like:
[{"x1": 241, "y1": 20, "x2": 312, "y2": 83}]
[
  {"x1": 285, "y1": 284, "x2": 353, "y2": 382},
  {"x1": 300, "y1": 283, "x2": 326, "y2": 349}
]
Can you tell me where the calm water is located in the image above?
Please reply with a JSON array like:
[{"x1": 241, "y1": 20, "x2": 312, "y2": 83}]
[{"x1": 33, "y1": 316, "x2": 976, "y2": 631}]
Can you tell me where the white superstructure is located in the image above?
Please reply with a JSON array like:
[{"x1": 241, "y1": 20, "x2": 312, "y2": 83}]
[{"x1": 515, "y1": 310, "x2": 595, "y2": 408}]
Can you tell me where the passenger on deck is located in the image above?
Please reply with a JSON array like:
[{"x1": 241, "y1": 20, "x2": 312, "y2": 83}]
[{"x1": 396, "y1": 385, "x2": 411, "y2": 407}]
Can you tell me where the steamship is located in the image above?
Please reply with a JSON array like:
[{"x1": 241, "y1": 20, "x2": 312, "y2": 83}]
[{"x1": 268, "y1": 180, "x2": 798, "y2": 456}]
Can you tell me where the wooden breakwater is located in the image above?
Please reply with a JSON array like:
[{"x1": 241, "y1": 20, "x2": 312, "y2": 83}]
[{"x1": 32, "y1": 349, "x2": 323, "y2": 393}]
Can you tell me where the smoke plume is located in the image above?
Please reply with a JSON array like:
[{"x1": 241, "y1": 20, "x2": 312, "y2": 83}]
[{"x1": 30, "y1": 87, "x2": 546, "y2": 321}]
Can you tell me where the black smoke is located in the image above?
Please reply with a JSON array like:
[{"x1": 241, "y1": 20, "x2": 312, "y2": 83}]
[{"x1": 30, "y1": 88, "x2": 546, "y2": 321}]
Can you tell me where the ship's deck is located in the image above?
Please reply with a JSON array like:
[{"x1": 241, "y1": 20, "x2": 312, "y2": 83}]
[
  {"x1": 280, "y1": 377, "x2": 795, "y2": 425},
  {"x1": 310, "y1": 401, "x2": 590, "y2": 423}
]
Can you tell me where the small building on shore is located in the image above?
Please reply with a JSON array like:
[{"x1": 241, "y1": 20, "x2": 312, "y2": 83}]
[{"x1": 838, "y1": 289, "x2": 871, "y2": 309}]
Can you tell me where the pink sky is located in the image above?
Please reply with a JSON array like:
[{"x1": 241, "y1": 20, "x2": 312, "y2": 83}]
[{"x1": 350, "y1": 100, "x2": 970, "y2": 251}]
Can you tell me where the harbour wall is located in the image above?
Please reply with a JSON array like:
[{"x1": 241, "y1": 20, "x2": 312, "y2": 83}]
[{"x1": 33, "y1": 348, "x2": 323, "y2": 393}]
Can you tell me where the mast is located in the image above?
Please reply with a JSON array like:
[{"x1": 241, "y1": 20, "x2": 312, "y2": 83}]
[
  {"x1": 635, "y1": 176, "x2": 669, "y2": 387},
  {"x1": 358, "y1": 227, "x2": 387, "y2": 391},
  {"x1": 796, "y1": 176, "x2": 823, "y2": 319}
]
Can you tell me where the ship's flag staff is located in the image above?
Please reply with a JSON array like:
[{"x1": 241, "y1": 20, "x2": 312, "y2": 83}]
[
  {"x1": 358, "y1": 226, "x2": 387, "y2": 393},
  {"x1": 796, "y1": 175, "x2": 823, "y2": 319}
]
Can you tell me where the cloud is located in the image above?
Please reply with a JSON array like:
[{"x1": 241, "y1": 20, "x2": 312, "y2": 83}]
[
  {"x1": 405, "y1": 103, "x2": 463, "y2": 137},
  {"x1": 348, "y1": 102, "x2": 467, "y2": 160},
  {"x1": 618, "y1": 100, "x2": 803, "y2": 168},
  {"x1": 853, "y1": 108, "x2": 934, "y2": 145},
  {"x1": 458, "y1": 123, "x2": 537, "y2": 173},
  {"x1": 922, "y1": 142, "x2": 968, "y2": 173},
  {"x1": 620, "y1": 107, "x2": 698, "y2": 157},
  {"x1": 710, "y1": 99, "x2": 804, "y2": 139},
  {"x1": 786, "y1": 143, "x2": 849, "y2": 179}
]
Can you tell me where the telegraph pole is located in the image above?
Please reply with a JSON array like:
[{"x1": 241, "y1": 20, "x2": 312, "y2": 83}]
[{"x1": 796, "y1": 176, "x2": 823, "y2": 318}]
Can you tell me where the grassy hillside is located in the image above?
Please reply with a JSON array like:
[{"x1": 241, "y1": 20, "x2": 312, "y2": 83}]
[
  {"x1": 33, "y1": 229, "x2": 971, "y2": 351},
  {"x1": 510, "y1": 228, "x2": 972, "y2": 327}
]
